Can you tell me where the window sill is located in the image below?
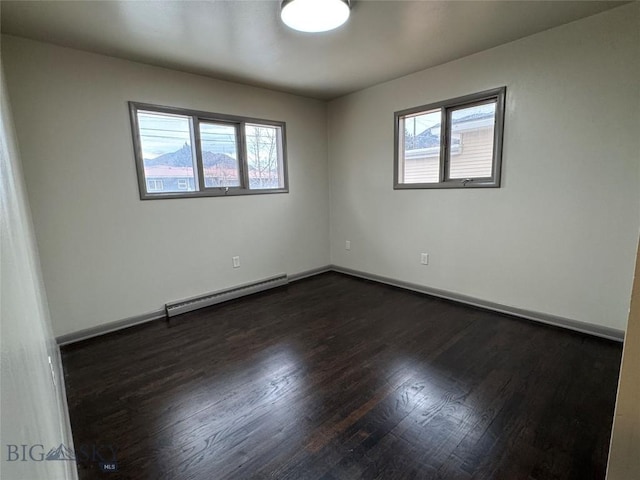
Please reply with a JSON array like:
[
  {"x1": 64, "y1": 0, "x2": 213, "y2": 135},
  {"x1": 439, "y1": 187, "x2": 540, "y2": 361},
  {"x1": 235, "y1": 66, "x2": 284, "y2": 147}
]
[
  {"x1": 139, "y1": 188, "x2": 289, "y2": 200},
  {"x1": 393, "y1": 181, "x2": 500, "y2": 190}
]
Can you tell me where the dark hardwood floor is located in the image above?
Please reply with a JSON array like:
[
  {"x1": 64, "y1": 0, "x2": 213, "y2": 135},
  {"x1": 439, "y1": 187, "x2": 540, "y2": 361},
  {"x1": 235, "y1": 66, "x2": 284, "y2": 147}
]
[{"x1": 61, "y1": 272, "x2": 622, "y2": 480}]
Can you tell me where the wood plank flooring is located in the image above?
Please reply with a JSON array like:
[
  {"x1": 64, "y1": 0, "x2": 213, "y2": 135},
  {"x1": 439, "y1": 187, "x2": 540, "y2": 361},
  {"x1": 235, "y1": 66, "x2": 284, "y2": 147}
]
[{"x1": 61, "y1": 272, "x2": 622, "y2": 479}]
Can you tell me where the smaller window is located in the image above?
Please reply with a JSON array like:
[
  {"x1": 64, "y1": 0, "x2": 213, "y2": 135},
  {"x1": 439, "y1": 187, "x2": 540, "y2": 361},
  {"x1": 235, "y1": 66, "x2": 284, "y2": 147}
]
[
  {"x1": 129, "y1": 102, "x2": 288, "y2": 199},
  {"x1": 394, "y1": 87, "x2": 506, "y2": 189}
]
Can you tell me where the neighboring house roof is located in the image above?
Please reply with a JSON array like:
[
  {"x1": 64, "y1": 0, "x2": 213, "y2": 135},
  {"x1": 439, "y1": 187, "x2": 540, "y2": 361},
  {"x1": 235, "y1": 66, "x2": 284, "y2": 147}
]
[
  {"x1": 144, "y1": 166, "x2": 242, "y2": 178},
  {"x1": 411, "y1": 110, "x2": 494, "y2": 148},
  {"x1": 144, "y1": 166, "x2": 194, "y2": 178}
]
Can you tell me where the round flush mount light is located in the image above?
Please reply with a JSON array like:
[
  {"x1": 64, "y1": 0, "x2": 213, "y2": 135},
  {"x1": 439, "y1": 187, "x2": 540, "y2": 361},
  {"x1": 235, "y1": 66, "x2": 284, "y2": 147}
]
[{"x1": 281, "y1": 0, "x2": 350, "y2": 33}]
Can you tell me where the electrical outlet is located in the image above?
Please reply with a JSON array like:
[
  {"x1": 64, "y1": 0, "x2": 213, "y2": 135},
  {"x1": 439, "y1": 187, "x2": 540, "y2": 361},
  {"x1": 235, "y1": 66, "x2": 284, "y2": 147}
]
[
  {"x1": 345, "y1": 240, "x2": 351, "y2": 250},
  {"x1": 420, "y1": 253, "x2": 429, "y2": 265},
  {"x1": 232, "y1": 256, "x2": 240, "y2": 268}
]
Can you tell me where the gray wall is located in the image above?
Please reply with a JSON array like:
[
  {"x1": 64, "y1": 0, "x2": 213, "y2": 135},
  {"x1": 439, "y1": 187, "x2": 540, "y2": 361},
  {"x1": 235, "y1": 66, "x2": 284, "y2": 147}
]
[
  {"x1": 327, "y1": 3, "x2": 640, "y2": 331},
  {"x1": 2, "y1": 4, "x2": 639, "y2": 338},
  {"x1": 0, "y1": 67, "x2": 76, "y2": 479},
  {"x1": 2, "y1": 36, "x2": 330, "y2": 337}
]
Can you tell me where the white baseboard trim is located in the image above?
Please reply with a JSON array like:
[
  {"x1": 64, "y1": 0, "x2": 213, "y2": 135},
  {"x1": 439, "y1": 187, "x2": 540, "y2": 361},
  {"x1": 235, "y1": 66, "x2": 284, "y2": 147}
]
[{"x1": 330, "y1": 264, "x2": 625, "y2": 342}]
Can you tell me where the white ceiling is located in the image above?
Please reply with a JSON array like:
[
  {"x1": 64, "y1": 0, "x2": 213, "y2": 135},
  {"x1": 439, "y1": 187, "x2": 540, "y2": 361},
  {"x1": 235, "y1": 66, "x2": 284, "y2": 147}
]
[{"x1": 0, "y1": 0, "x2": 628, "y2": 100}]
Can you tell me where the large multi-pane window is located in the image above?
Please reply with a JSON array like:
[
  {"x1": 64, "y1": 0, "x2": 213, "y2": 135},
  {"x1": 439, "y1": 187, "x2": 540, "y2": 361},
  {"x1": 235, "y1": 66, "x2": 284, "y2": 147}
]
[
  {"x1": 394, "y1": 87, "x2": 506, "y2": 189},
  {"x1": 129, "y1": 102, "x2": 287, "y2": 199}
]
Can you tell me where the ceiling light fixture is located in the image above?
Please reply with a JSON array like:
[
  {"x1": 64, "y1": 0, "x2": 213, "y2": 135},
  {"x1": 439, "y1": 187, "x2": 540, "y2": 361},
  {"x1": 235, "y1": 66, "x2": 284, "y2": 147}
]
[{"x1": 281, "y1": 0, "x2": 350, "y2": 33}]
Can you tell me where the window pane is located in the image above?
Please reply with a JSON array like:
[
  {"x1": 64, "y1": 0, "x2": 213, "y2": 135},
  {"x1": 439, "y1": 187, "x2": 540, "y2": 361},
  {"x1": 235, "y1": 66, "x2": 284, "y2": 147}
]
[
  {"x1": 400, "y1": 109, "x2": 441, "y2": 184},
  {"x1": 245, "y1": 124, "x2": 284, "y2": 189},
  {"x1": 137, "y1": 111, "x2": 197, "y2": 193},
  {"x1": 199, "y1": 123, "x2": 240, "y2": 188},
  {"x1": 448, "y1": 102, "x2": 496, "y2": 179}
]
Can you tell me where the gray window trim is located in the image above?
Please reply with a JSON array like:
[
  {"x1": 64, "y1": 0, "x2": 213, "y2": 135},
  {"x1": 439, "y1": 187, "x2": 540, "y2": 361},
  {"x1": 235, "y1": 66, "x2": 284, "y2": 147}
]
[
  {"x1": 393, "y1": 87, "x2": 506, "y2": 190},
  {"x1": 129, "y1": 102, "x2": 289, "y2": 200}
]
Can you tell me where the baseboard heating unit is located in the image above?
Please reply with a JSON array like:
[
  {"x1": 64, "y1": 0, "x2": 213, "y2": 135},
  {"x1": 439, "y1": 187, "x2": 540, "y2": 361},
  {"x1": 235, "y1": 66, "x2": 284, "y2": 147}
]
[{"x1": 165, "y1": 273, "x2": 289, "y2": 318}]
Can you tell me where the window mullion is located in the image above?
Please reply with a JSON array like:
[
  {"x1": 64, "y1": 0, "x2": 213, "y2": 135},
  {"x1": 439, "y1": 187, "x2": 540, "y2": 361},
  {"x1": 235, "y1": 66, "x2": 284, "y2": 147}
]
[
  {"x1": 440, "y1": 107, "x2": 448, "y2": 183},
  {"x1": 192, "y1": 116, "x2": 206, "y2": 192},
  {"x1": 238, "y1": 122, "x2": 250, "y2": 190}
]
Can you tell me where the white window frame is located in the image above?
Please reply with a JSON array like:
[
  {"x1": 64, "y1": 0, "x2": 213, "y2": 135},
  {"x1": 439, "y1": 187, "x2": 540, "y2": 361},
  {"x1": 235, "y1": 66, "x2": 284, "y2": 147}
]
[{"x1": 394, "y1": 87, "x2": 506, "y2": 189}]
